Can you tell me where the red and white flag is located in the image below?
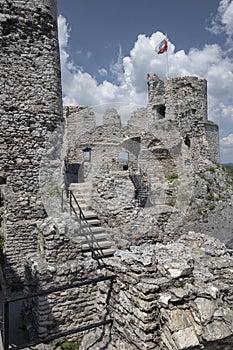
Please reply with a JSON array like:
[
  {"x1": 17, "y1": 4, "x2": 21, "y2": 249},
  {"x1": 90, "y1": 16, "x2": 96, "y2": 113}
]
[{"x1": 156, "y1": 38, "x2": 168, "y2": 54}]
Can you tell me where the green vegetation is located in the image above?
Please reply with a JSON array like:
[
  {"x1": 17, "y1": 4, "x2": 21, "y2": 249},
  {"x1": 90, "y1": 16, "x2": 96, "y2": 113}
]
[
  {"x1": 199, "y1": 166, "x2": 216, "y2": 179},
  {"x1": 56, "y1": 340, "x2": 81, "y2": 350},
  {"x1": 48, "y1": 183, "x2": 61, "y2": 196},
  {"x1": 207, "y1": 167, "x2": 215, "y2": 174},
  {"x1": 206, "y1": 184, "x2": 215, "y2": 201},
  {"x1": 222, "y1": 164, "x2": 233, "y2": 187},
  {"x1": 208, "y1": 205, "x2": 215, "y2": 211},
  {"x1": 174, "y1": 281, "x2": 184, "y2": 288},
  {"x1": 167, "y1": 173, "x2": 179, "y2": 182},
  {"x1": 167, "y1": 199, "x2": 176, "y2": 207},
  {"x1": 207, "y1": 193, "x2": 215, "y2": 201},
  {"x1": 0, "y1": 237, "x2": 4, "y2": 250}
]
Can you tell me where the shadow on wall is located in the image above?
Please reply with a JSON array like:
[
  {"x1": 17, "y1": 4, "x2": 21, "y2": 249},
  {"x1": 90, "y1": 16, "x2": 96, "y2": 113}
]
[{"x1": 65, "y1": 162, "x2": 84, "y2": 186}]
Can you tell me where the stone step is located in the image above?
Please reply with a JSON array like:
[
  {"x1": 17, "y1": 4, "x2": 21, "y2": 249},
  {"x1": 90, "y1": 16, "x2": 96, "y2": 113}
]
[
  {"x1": 99, "y1": 248, "x2": 116, "y2": 257},
  {"x1": 83, "y1": 218, "x2": 101, "y2": 226},
  {"x1": 82, "y1": 226, "x2": 104, "y2": 234},
  {"x1": 71, "y1": 198, "x2": 88, "y2": 204},
  {"x1": 82, "y1": 211, "x2": 98, "y2": 219},
  {"x1": 81, "y1": 241, "x2": 113, "y2": 252},
  {"x1": 83, "y1": 248, "x2": 115, "y2": 259},
  {"x1": 72, "y1": 204, "x2": 91, "y2": 211},
  {"x1": 80, "y1": 233, "x2": 110, "y2": 242},
  {"x1": 69, "y1": 182, "x2": 92, "y2": 190},
  {"x1": 71, "y1": 187, "x2": 91, "y2": 192}
]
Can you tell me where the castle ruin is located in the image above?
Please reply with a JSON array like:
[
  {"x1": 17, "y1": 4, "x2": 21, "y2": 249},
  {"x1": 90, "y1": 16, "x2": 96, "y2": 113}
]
[{"x1": 0, "y1": 1, "x2": 232, "y2": 349}]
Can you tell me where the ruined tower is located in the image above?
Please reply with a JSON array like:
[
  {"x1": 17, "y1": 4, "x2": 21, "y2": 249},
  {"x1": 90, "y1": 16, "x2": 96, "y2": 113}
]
[
  {"x1": 147, "y1": 73, "x2": 220, "y2": 164},
  {"x1": 0, "y1": 0, "x2": 63, "y2": 281}
]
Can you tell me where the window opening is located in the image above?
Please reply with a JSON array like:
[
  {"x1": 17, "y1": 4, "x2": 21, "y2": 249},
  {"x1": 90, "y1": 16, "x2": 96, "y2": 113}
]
[
  {"x1": 156, "y1": 104, "x2": 166, "y2": 118},
  {"x1": 83, "y1": 148, "x2": 91, "y2": 161},
  {"x1": 184, "y1": 136, "x2": 191, "y2": 148},
  {"x1": 118, "y1": 152, "x2": 129, "y2": 170}
]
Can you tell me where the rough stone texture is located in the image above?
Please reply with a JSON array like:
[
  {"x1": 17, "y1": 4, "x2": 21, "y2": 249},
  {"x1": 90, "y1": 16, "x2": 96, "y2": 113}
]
[
  {"x1": 1, "y1": 2, "x2": 233, "y2": 349},
  {"x1": 80, "y1": 232, "x2": 233, "y2": 350},
  {"x1": 23, "y1": 243, "x2": 110, "y2": 342},
  {"x1": 64, "y1": 74, "x2": 232, "y2": 248},
  {"x1": 63, "y1": 74, "x2": 233, "y2": 350},
  {"x1": 0, "y1": 0, "x2": 63, "y2": 281}
]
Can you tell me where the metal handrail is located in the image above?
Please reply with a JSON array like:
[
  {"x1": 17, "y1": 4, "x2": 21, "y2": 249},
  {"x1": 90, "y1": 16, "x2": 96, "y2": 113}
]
[
  {"x1": 66, "y1": 189, "x2": 107, "y2": 265},
  {"x1": 129, "y1": 173, "x2": 150, "y2": 207},
  {"x1": 0, "y1": 269, "x2": 115, "y2": 350}
]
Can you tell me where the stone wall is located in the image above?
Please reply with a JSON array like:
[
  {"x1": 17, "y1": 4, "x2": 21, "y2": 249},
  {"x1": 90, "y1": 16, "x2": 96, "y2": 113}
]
[
  {"x1": 0, "y1": 0, "x2": 63, "y2": 281},
  {"x1": 23, "y1": 217, "x2": 114, "y2": 342},
  {"x1": 205, "y1": 122, "x2": 220, "y2": 162},
  {"x1": 80, "y1": 232, "x2": 233, "y2": 350},
  {"x1": 164, "y1": 76, "x2": 208, "y2": 122}
]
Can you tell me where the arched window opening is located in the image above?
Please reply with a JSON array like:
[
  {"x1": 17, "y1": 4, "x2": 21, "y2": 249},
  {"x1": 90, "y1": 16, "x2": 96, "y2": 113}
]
[
  {"x1": 83, "y1": 148, "x2": 91, "y2": 161},
  {"x1": 156, "y1": 104, "x2": 166, "y2": 119}
]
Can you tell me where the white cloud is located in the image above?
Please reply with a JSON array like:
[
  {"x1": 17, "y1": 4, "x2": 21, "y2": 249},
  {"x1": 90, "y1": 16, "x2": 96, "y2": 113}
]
[
  {"x1": 208, "y1": 0, "x2": 233, "y2": 44},
  {"x1": 57, "y1": 15, "x2": 70, "y2": 48},
  {"x1": 221, "y1": 133, "x2": 233, "y2": 146},
  {"x1": 220, "y1": 133, "x2": 233, "y2": 162},
  {"x1": 98, "y1": 68, "x2": 108, "y2": 76},
  {"x1": 58, "y1": 15, "x2": 233, "y2": 162}
]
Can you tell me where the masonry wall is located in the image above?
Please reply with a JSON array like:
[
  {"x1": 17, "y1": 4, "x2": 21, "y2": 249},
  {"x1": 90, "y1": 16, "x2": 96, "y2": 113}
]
[
  {"x1": 205, "y1": 122, "x2": 220, "y2": 162},
  {"x1": 164, "y1": 76, "x2": 208, "y2": 123},
  {"x1": 80, "y1": 232, "x2": 233, "y2": 350},
  {"x1": 23, "y1": 219, "x2": 113, "y2": 342},
  {"x1": 0, "y1": 0, "x2": 63, "y2": 282}
]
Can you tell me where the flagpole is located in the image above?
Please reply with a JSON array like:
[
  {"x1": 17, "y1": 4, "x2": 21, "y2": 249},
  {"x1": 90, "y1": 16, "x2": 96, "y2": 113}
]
[
  {"x1": 156, "y1": 34, "x2": 169, "y2": 78},
  {"x1": 165, "y1": 33, "x2": 169, "y2": 79}
]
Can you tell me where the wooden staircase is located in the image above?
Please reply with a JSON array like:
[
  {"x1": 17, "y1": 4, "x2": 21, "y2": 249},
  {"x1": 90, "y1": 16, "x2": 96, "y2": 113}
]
[{"x1": 69, "y1": 182, "x2": 115, "y2": 259}]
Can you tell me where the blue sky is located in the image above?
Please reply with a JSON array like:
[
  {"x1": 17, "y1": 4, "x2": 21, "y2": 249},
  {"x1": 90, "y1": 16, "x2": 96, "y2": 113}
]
[{"x1": 57, "y1": 0, "x2": 233, "y2": 162}]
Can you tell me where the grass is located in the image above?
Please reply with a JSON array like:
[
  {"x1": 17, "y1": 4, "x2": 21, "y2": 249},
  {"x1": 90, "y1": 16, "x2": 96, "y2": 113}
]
[
  {"x1": 167, "y1": 173, "x2": 179, "y2": 182},
  {"x1": 167, "y1": 199, "x2": 176, "y2": 207},
  {"x1": 48, "y1": 183, "x2": 61, "y2": 196},
  {"x1": 208, "y1": 205, "x2": 215, "y2": 211},
  {"x1": 222, "y1": 164, "x2": 233, "y2": 187},
  {"x1": 56, "y1": 340, "x2": 81, "y2": 350},
  {"x1": 0, "y1": 237, "x2": 4, "y2": 250}
]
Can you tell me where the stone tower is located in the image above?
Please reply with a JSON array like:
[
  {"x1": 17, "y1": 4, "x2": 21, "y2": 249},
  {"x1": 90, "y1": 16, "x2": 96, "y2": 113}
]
[
  {"x1": 0, "y1": 0, "x2": 63, "y2": 282},
  {"x1": 147, "y1": 73, "x2": 220, "y2": 164}
]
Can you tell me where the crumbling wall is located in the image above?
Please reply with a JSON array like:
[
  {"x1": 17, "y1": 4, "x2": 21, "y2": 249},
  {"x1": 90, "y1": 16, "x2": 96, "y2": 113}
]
[
  {"x1": 23, "y1": 218, "x2": 114, "y2": 342},
  {"x1": 205, "y1": 122, "x2": 220, "y2": 162},
  {"x1": 0, "y1": 0, "x2": 63, "y2": 281},
  {"x1": 80, "y1": 232, "x2": 233, "y2": 350}
]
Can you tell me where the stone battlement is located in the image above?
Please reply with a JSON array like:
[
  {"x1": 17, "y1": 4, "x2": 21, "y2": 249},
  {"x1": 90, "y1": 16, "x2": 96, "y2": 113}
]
[{"x1": 0, "y1": 0, "x2": 57, "y2": 19}]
